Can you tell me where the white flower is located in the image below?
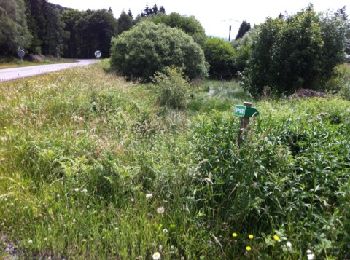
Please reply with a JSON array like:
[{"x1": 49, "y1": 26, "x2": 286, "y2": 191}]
[
  {"x1": 157, "y1": 207, "x2": 165, "y2": 214},
  {"x1": 152, "y1": 252, "x2": 161, "y2": 260},
  {"x1": 286, "y1": 241, "x2": 292, "y2": 249},
  {"x1": 28, "y1": 239, "x2": 33, "y2": 244},
  {"x1": 146, "y1": 193, "x2": 153, "y2": 199},
  {"x1": 307, "y1": 249, "x2": 315, "y2": 260},
  {"x1": 162, "y1": 228, "x2": 168, "y2": 233},
  {"x1": 82, "y1": 188, "x2": 88, "y2": 193},
  {"x1": 74, "y1": 188, "x2": 79, "y2": 192}
]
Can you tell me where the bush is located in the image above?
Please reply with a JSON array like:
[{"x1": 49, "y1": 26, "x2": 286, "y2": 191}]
[
  {"x1": 204, "y1": 37, "x2": 237, "y2": 79},
  {"x1": 153, "y1": 67, "x2": 189, "y2": 109},
  {"x1": 110, "y1": 21, "x2": 208, "y2": 82}
]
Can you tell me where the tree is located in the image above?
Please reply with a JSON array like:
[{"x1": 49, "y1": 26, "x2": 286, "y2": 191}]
[
  {"x1": 204, "y1": 37, "x2": 237, "y2": 79},
  {"x1": 150, "y1": 12, "x2": 206, "y2": 46},
  {"x1": 73, "y1": 9, "x2": 117, "y2": 58},
  {"x1": 0, "y1": 0, "x2": 32, "y2": 56},
  {"x1": 236, "y1": 20, "x2": 251, "y2": 40},
  {"x1": 110, "y1": 21, "x2": 208, "y2": 81},
  {"x1": 25, "y1": 0, "x2": 65, "y2": 56},
  {"x1": 61, "y1": 9, "x2": 81, "y2": 57},
  {"x1": 244, "y1": 6, "x2": 345, "y2": 97},
  {"x1": 116, "y1": 11, "x2": 133, "y2": 35}
]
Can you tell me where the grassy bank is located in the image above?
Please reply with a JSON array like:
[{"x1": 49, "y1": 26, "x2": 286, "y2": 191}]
[
  {"x1": 0, "y1": 64, "x2": 349, "y2": 259},
  {"x1": 0, "y1": 58, "x2": 77, "y2": 69}
]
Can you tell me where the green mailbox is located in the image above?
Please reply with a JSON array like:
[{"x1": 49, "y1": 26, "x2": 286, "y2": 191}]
[{"x1": 234, "y1": 104, "x2": 259, "y2": 118}]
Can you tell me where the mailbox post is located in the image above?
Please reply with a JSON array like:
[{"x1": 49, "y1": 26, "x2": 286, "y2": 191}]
[{"x1": 234, "y1": 101, "x2": 259, "y2": 147}]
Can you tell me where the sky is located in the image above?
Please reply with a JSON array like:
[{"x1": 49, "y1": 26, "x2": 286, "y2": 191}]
[{"x1": 48, "y1": 0, "x2": 348, "y2": 39}]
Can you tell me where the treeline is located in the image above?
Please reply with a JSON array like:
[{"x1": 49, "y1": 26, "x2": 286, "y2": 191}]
[{"x1": 0, "y1": 0, "x2": 166, "y2": 58}]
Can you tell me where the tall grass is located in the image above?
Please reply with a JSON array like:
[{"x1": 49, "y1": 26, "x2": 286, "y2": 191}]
[{"x1": 1, "y1": 64, "x2": 349, "y2": 258}]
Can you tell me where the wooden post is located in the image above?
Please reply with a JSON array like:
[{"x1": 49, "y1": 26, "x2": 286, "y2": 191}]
[{"x1": 238, "y1": 101, "x2": 253, "y2": 147}]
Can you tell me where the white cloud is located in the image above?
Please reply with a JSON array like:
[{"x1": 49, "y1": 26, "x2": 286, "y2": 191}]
[{"x1": 49, "y1": 0, "x2": 348, "y2": 38}]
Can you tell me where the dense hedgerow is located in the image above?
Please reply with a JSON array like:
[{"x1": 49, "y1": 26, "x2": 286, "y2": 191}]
[{"x1": 110, "y1": 21, "x2": 208, "y2": 81}]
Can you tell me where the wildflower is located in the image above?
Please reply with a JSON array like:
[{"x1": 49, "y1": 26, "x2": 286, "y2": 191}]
[
  {"x1": 146, "y1": 193, "x2": 153, "y2": 199},
  {"x1": 163, "y1": 228, "x2": 168, "y2": 233},
  {"x1": 286, "y1": 241, "x2": 292, "y2": 249},
  {"x1": 157, "y1": 207, "x2": 165, "y2": 214},
  {"x1": 28, "y1": 239, "x2": 33, "y2": 244},
  {"x1": 74, "y1": 188, "x2": 79, "y2": 192},
  {"x1": 152, "y1": 252, "x2": 161, "y2": 260},
  {"x1": 232, "y1": 232, "x2": 238, "y2": 238},
  {"x1": 273, "y1": 235, "x2": 280, "y2": 241},
  {"x1": 246, "y1": 245, "x2": 252, "y2": 252},
  {"x1": 248, "y1": 234, "x2": 254, "y2": 240},
  {"x1": 307, "y1": 249, "x2": 315, "y2": 260},
  {"x1": 82, "y1": 188, "x2": 88, "y2": 193}
]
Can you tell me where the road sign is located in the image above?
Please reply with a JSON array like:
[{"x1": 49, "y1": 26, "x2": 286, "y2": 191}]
[{"x1": 94, "y1": 50, "x2": 101, "y2": 59}]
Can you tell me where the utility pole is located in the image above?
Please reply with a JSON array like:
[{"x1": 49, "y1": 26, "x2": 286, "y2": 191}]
[{"x1": 228, "y1": 25, "x2": 232, "y2": 41}]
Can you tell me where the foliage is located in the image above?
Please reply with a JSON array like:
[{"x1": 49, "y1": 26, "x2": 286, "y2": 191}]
[
  {"x1": 244, "y1": 6, "x2": 347, "y2": 97},
  {"x1": 63, "y1": 9, "x2": 117, "y2": 58},
  {"x1": 149, "y1": 12, "x2": 206, "y2": 46},
  {"x1": 140, "y1": 4, "x2": 166, "y2": 17},
  {"x1": 0, "y1": 0, "x2": 32, "y2": 56},
  {"x1": 25, "y1": 0, "x2": 65, "y2": 56},
  {"x1": 325, "y1": 64, "x2": 350, "y2": 99},
  {"x1": 232, "y1": 29, "x2": 255, "y2": 72},
  {"x1": 236, "y1": 20, "x2": 251, "y2": 40},
  {"x1": 110, "y1": 21, "x2": 208, "y2": 81},
  {"x1": 153, "y1": 67, "x2": 189, "y2": 109},
  {"x1": 204, "y1": 37, "x2": 237, "y2": 79}
]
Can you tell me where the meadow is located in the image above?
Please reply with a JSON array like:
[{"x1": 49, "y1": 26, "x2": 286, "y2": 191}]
[{"x1": 0, "y1": 63, "x2": 350, "y2": 259}]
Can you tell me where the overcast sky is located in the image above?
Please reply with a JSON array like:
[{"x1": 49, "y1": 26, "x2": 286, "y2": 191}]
[{"x1": 48, "y1": 0, "x2": 348, "y2": 39}]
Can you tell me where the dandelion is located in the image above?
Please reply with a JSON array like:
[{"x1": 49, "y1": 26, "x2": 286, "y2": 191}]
[
  {"x1": 246, "y1": 245, "x2": 252, "y2": 252},
  {"x1": 248, "y1": 234, "x2": 254, "y2": 240},
  {"x1": 152, "y1": 252, "x2": 161, "y2": 260},
  {"x1": 232, "y1": 232, "x2": 238, "y2": 238},
  {"x1": 307, "y1": 249, "x2": 315, "y2": 260},
  {"x1": 146, "y1": 193, "x2": 153, "y2": 199},
  {"x1": 157, "y1": 206, "x2": 165, "y2": 214},
  {"x1": 273, "y1": 235, "x2": 280, "y2": 241}
]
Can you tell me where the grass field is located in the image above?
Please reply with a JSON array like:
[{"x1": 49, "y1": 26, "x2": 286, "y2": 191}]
[{"x1": 0, "y1": 64, "x2": 350, "y2": 259}]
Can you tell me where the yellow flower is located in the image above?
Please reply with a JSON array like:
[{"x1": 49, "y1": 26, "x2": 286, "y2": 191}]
[
  {"x1": 248, "y1": 234, "x2": 254, "y2": 240},
  {"x1": 246, "y1": 245, "x2": 252, "y2": 252},
  {"x1": 273, "y1": 235, "x2": 280, "y2": 241},
  {"x1": 232, "y1": 232, "x2": 238, "y2": 238}
]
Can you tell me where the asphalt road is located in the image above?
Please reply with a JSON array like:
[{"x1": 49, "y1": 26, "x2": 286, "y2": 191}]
[{"x1": 0, "y1": 59, "x2": 98, "y2": 82}]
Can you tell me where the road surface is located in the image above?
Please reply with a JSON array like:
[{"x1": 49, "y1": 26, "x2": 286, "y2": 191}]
[{"x1": 0, "y1": 60, "x2": 98, "y2": 82}]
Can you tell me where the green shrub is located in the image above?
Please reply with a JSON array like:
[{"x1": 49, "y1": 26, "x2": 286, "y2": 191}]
[
  {"x1": 154, "y1": 67, "x2": 189, "y2": 109},
  {"x1": 110, "y1": 21, "x2": 208, "y2": 82},
  {"x1": 203, "y1": 37, "x2": 237, "y2": 79}
]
